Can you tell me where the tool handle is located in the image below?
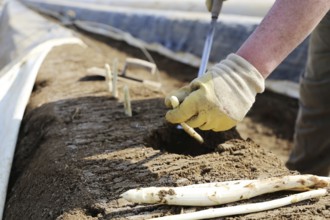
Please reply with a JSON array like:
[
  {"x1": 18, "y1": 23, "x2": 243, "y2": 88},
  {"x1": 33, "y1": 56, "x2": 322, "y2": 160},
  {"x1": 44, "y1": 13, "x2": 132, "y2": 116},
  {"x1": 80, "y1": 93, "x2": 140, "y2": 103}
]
[{"x1": 211, "y1": 0, "x2": 223, "y2": 19}]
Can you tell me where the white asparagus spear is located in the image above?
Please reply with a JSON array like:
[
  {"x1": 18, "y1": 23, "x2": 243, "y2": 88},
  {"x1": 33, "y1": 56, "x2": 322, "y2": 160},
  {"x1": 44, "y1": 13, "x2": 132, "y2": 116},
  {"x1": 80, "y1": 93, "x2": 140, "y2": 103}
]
[
  {"x1": 150, "y1": 189, "x2": 328, "y2": 220},
  {"x1": 185, "y1": 176, "x2": 330, "y2": 188},
  {"x1": 169, "y1": 96, "x2": 204, "y2": 144},
  {"x1": 121, "y1": 175, "x2": 329, "y2": 206},
  {"x1": 112, "y1": 59, "x2": 118, "y2": 98},
  {"x1": 183, "y1": 179, "x2": 256, "y2": 188},
  {"x1": 318, "y1": 176, "x2": 330, "y2": 180},
  {"x1": 105, "y1": 63, "x2": 112, "y2": 92},
  {"x1": 124, "y1": 85, "x2": 132, "y2": 117}
]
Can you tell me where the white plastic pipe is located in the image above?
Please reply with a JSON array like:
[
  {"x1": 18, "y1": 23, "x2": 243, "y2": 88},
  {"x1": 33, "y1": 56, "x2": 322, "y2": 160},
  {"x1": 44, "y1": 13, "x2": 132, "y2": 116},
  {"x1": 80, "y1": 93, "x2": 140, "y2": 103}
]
[{"x1": 0, "y1": 38, "x2": 84, "y2": 220}]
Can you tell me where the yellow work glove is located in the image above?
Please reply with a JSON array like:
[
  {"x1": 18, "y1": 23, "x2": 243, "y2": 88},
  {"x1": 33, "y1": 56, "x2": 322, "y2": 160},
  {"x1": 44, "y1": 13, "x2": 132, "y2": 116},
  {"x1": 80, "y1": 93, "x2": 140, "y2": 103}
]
[{"x1": 165, "y1": 54, "x2": 265, "y2": 132}]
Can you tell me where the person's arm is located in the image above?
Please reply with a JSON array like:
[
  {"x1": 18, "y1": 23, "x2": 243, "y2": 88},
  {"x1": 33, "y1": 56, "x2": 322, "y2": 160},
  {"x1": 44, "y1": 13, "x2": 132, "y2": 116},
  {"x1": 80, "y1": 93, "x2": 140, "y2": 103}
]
[
  {"x1": 165, "y1": 1, "x2": 330, "y2": 132},
  {"x1": 237, "y1": 0, "x2": 330, "y2": 78}
]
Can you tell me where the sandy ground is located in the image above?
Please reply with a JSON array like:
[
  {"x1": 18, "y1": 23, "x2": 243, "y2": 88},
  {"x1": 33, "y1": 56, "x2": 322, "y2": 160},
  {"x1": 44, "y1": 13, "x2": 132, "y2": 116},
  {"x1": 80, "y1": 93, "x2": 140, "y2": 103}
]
[{"x1": 4, "y1": 31, "x2": 329, "y2": 220}]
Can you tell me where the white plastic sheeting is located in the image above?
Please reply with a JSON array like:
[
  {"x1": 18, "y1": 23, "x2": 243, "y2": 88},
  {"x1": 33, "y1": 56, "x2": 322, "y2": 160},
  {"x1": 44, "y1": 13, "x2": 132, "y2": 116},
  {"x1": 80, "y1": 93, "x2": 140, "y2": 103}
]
[
  {"x1": 0, "y1": 1, "x2": 84, "y2": 219},
  {"x1": 30, "y1": 0, "x2": 276, "y2": 17},
  {"x1": 25, "y1": 0, "x2": 307, "y2": 97},
  {"x1": 24, "y1": 0, "x2": 264, "y2": 64}
]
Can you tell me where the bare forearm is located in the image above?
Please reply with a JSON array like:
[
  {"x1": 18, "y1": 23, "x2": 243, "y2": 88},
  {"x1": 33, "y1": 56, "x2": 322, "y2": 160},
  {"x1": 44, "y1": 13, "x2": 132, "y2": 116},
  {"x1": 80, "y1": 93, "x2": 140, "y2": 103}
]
[{"x1": 236, "y1": 0, "x2": 330, "y2": 78}]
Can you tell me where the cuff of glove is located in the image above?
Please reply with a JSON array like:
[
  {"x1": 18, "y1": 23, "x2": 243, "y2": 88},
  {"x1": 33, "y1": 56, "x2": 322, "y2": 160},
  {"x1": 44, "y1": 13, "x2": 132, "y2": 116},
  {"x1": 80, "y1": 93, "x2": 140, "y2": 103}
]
[
  {"x1": 210, "y1": 53, "x2": 265, "y2": 121},
  {"x1": 226, "y1": 53, "x2": 265, "y2": 93}
]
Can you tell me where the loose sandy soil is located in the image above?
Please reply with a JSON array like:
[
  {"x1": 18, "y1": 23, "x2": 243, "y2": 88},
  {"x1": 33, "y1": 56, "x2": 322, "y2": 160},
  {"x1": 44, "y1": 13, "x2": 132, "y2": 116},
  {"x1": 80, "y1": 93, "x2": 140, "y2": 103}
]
[{"x1": 4, "y1": 31, "x2": 329, "y2": 219}]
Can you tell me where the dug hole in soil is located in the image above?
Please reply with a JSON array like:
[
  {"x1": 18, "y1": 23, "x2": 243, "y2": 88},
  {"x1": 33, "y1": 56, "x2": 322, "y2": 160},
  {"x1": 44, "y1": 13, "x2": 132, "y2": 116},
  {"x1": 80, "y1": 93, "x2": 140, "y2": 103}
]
[{"x1": 4, "y1": 29, "x2": 330, "y2": 219}]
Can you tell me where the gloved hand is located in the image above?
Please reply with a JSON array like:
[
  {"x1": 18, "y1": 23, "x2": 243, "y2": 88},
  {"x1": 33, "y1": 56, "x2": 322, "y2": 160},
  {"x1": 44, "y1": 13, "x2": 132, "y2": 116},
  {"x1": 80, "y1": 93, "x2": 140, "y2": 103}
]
[{"x1": 165, "y1": 54, "x2": 265, "y2": 131}]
